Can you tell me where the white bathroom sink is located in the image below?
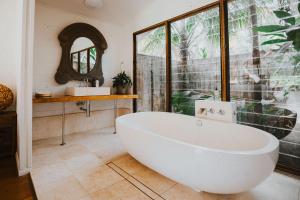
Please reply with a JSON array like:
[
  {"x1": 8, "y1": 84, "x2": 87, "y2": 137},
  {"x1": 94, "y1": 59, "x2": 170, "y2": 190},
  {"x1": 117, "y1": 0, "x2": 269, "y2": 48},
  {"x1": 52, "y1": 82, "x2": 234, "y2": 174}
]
[{"x1": 65, "y1": 87, "x2": 111, "y2": 96}]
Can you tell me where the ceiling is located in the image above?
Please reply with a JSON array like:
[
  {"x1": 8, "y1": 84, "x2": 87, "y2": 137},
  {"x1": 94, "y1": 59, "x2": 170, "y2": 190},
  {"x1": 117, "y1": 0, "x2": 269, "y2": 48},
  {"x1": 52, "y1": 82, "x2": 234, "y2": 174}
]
[{"x1": 37, "y1": 0, "x2": 154, "y2": 25}]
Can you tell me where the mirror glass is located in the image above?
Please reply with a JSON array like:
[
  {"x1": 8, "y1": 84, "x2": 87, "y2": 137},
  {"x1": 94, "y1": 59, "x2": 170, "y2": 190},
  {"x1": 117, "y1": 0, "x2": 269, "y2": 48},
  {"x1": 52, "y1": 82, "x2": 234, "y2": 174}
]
[{"x1": 70, "y1": 37, "x2": 97, "y2": 74}]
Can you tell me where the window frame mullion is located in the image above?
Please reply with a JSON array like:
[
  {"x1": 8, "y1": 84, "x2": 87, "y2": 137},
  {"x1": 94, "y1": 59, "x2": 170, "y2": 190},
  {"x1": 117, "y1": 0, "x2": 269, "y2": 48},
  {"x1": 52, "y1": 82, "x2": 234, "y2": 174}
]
[
  {"x1": 220, "y1": 0, "x2": 231, "y2": 102},
  {"x1": 165, "y1": 22, "x2": 172, "y2": 112}
]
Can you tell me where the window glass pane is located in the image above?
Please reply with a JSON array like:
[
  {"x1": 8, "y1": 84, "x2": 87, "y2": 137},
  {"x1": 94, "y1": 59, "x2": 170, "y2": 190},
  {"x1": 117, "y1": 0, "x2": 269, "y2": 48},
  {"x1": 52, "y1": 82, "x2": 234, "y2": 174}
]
[
  {"x1": 228, "y1": 0, "x2": 300, "y2": 172},
  {"x1": 171, "y1": 7, "x2": 221, "y2": 116},
  {"x1": 72, "y1": 53, "x2": 78, "y2": 72},
  {"x1": 80, "y1": 51, "x2": 88, "y2": 74},
  {"x1": 136, "y1": 27, "x2": 166, "y2": 111},
  {"x1": 90, "y1": 47, "x2": 96, "y2": 66}
]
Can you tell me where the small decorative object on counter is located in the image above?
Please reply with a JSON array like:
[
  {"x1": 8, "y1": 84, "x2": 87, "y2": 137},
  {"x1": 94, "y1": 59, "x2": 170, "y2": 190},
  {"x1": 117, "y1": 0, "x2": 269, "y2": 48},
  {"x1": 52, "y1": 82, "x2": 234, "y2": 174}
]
[
  {"x1": 0, "y1": 84, "x2": 14, "y2": 111},
  {"x1": 112, "y1": 71, "x2": 132, "y2": 95},
  {"x1": 35, "y1": 90, "x2": 52, "y2": 98}
]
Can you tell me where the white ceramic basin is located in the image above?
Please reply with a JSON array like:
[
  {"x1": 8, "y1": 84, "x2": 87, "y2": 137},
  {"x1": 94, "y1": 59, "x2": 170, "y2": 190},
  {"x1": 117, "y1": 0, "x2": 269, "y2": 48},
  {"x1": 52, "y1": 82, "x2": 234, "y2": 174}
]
[{"x1": 65, "y1": 87, "x2": 111, "y2": 96}]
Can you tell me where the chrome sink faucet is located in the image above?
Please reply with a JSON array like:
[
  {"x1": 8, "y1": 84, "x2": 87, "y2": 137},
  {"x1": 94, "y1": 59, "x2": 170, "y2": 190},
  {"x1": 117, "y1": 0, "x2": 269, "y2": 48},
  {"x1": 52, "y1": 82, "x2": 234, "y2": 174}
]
[
  {"x1": 86, "y1": 78, "x2": 89, "y2": 87},
  {"x1": 81, "y1": 78, "x2": 89, "y2": 87}
]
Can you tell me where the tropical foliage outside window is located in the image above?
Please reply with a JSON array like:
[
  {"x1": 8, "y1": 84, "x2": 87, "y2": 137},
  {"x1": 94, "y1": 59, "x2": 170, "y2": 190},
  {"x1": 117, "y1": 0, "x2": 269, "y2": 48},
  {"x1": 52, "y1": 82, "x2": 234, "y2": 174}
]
[
  {"x1": 228, "y1": 0, "x2": 300, "y2": 172},
  {"x1": 170, "y1": 7, "x2": 221, "y2": 116}
]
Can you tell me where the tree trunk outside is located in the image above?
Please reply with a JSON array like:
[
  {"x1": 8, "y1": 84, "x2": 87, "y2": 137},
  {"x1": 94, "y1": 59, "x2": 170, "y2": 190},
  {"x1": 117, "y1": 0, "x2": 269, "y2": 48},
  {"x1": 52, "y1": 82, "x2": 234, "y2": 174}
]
[
  {"x1": 249, "y1": 0, "x2": 263, "y2": 113},
  {"x1": 178, "y1": 20, "x2": 189, "y2": 90}
]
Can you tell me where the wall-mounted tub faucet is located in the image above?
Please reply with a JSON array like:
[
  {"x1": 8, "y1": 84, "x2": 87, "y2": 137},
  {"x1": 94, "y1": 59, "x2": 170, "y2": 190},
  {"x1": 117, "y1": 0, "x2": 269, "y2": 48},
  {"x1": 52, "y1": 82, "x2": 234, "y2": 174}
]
[{"x1": 195, "y1": 100, "x2": 236, "y2": 123}]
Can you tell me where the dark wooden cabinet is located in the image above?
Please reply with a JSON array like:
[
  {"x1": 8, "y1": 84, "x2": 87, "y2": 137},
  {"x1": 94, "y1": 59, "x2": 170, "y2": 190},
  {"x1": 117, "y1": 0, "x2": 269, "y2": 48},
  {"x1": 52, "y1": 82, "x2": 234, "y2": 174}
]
[{"x1": 0, "y1": 112, "x2": 17, "y2": 158}]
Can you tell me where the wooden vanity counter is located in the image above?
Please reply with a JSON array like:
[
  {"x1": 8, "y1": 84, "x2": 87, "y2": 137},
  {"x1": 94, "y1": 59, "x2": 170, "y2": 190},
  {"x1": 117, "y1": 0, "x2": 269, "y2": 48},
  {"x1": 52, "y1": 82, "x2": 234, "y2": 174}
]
[
  {"x1": 32, "y1": 94, "x2": 138, "y2": 145},
  {"x1": 33, "y1": 94, "x2": 138, "y2": 104}
]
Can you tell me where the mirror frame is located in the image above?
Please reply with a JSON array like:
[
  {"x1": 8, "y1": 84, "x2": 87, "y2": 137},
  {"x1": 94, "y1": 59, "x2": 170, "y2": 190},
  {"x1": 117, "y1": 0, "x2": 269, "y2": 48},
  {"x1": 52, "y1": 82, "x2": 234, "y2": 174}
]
[{"x1": 55, "y1": 23, "x2": 108, "y2": 84}]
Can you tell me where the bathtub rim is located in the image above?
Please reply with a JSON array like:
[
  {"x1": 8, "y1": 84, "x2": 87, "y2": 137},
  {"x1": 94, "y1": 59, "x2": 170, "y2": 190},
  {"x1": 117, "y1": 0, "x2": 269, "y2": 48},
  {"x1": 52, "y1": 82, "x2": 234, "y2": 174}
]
[{"x1": 116, "y1": 112, "x2": 279, "y2": 156}]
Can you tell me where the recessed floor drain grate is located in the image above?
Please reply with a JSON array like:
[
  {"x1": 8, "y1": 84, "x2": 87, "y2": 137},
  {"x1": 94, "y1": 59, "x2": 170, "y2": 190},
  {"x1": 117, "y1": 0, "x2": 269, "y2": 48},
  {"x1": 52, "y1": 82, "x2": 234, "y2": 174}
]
[{"x1": 107, "y1": 162, "x2": 166, "y2": 200}]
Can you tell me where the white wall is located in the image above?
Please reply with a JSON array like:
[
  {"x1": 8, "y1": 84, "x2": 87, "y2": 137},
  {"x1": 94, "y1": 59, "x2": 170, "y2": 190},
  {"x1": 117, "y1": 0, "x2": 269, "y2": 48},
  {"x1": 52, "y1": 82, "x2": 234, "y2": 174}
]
[
  {"x1": 133, "y1": 0, "x2": 216, "y2": 31},
  {"x1": 32, "y1": 2, "x2": 132, "y2": 140},
  {"x1": 0, "y1": 0, "x2": 20, "y2": 110},
  {"x1": 0, "y1": 0, "x2": 35, "y2": 175},
  {"x1": 34, "y1": 2, "x2": 132, "y2": 95}
]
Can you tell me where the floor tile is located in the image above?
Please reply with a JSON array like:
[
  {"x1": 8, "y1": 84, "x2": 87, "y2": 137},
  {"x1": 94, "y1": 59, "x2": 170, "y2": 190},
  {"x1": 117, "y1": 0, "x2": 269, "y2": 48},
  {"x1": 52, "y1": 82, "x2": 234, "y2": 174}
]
[
  {"x1": 35, "y1": 176, "x2": 89, "y2": 200},
  {"x1": 72, "y1": 132, "x2": 121, "y2": 152},
  {"x1": 32, "y1": 151, "x2": 62, "y2": 170},
  {"x1": 32, "y1": 128, "x2": 300, "y2": 200},
  {"x1": 94, "y1": 143, "x2": 126, "y2": 162},
  {"x1": 58, "y1": 144, "x2": 91, "y2": 160},
  {"x1": 80, "y1": 196, "x2": 93, "y2": 200},
  {"x1": 32, "y1": 143, "x2": 60, "y2": 157},
  {"x1": 161, "y1": 173, "x2": 300, "y2": 200},
  {"x1": 161, "y1": 184, "x2": 205, "y2": 200},
  {"x1": 227, "y1": 172, "x2": 300, "y2": 200},
  {"x1": 75, "y1": 134, "x2": 113, "y2": 152},
  {"x1": 90, "y1": 180, "x2": 151, "y2": 200},
  {"x1": 74, "y1": 165, "x2": 124, "y2": 193},
  {"x1": 112, "y1": 154, "x2": 146, "y2": 175},
  {"x1": 31, "y1": 162, "x2": 72, "y2": 186},
  {"x1": 64, "y1": 153, "x2": 104, "y2": 172},
  {"x1": 132, "y1": 168, "x2": 176, "y2": 194}
]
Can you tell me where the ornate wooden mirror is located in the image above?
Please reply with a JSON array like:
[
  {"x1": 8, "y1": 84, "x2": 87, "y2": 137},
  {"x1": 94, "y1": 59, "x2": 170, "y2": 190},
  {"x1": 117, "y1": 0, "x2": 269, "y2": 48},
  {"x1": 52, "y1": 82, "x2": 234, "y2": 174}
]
[{"x1": 55, "y1": 23, "x2": 108, "y2": 84}]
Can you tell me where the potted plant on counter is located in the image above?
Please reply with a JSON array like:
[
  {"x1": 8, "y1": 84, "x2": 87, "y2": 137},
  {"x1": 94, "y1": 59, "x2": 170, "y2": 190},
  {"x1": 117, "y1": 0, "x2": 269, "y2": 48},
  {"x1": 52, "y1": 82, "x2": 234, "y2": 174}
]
[{"x1": 112, "y1": 71, "x2": 132, "y2": 95}]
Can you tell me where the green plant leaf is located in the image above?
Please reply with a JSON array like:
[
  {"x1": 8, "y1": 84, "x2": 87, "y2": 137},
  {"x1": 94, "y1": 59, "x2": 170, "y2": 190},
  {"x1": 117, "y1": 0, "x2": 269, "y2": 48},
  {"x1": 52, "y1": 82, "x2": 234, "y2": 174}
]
[
  {"x1": 112, "y1": 71, "x2": 132, "y2": 87},
  {"x1": 261, "y1": 39, "x2": 288, "y2": 45},
  {"x1": 298, "y1": 2, "x2": 300, "y2": 14},
  {"x1": 296, "y1": 17, "x2": 300, "y2": 25},
  {"x1": 255, "y1": 25, "x2": 289, "y2": 33},
  {"x1": 273, "y1": 10, "x2": 295, "y2": 25},
  {"x1": 262, "y1": 33, "x2": 286, "y2": 38},
  {"x1": 287, "y1": 28, "x2": 300, "y2": 51}
]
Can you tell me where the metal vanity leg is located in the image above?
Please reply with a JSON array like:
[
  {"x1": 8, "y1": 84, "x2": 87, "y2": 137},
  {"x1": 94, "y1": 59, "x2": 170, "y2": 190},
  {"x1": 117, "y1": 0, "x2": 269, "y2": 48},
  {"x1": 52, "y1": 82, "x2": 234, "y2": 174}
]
[
  {"x1": 86, "y1": 100, "x2": 91, "y2": 117},
  {"x1": 61, "y1": 102, "x2": 66, "y2": 145},
  {"x1": 113, "y1": 99, "x2": 117, "y2": 134}
]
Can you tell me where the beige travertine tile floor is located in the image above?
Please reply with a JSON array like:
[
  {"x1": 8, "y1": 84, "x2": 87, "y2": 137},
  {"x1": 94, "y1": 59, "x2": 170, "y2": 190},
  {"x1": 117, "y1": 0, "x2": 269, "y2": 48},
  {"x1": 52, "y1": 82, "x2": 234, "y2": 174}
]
[{"x1": 32, "y1": 128, "x2": 300, "y2": 200}]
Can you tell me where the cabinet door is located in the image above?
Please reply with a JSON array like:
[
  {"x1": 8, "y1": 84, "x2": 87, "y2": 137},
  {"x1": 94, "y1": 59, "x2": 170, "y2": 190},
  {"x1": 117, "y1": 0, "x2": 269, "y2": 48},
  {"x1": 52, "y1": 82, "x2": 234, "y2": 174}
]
[{"x1": 0, "y1": 127, "x2": 13, "y2": 157}]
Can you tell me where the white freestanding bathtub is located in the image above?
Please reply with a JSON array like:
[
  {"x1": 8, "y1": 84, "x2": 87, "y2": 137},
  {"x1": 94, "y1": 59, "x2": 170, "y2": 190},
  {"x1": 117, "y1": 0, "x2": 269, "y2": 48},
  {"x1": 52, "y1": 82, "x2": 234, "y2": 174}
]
[{"x1": 116, "y1": 112, "x2": 279, "y2": 194}]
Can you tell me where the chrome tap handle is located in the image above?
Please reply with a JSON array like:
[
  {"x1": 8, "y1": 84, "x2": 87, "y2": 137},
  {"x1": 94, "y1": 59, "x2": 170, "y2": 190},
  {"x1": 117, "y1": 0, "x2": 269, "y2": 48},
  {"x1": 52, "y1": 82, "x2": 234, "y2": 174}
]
[
  {"x1": 85, "y1": 77, "x2": 89, "y2": 87},
  {"x1": 208, "y1": 108, "x2": 215, "y2": 114},
  {"x1": 196, "y1": 119, "x2": 203, "y2": 127},
  {"x1": 218, "y1": 109, "x2": 225, "y2": 115}
]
